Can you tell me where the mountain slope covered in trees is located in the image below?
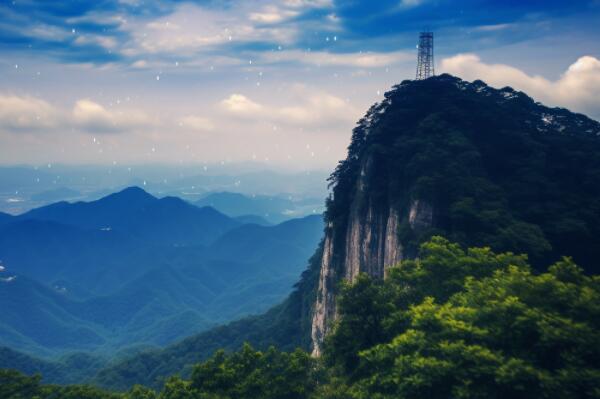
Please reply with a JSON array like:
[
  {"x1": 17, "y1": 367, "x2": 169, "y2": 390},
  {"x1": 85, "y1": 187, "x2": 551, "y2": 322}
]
[{"x1": 0, "y1": 188, "x2": 324, "y2": 358}]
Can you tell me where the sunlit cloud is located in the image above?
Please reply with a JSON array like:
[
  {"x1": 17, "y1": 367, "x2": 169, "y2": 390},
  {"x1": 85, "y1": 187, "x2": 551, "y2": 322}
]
[
  {"x1": 441, "y1": 54, "x2": 600, "y2": 119},
  {"x1": 122, "y1": 3, "x2": 299, "y2": 58},
  {"x1": 72, "y1": 99, "x2": 151, "y2": 133},
  {"x1": 250, "y1": 6, "x2": 300, "y2": 24},
  {"x1": 0, "y1": 94, "x2": 153, "y2": 135},
  {"x1": 220, "y1": 86, "x2": 359, "y2": 128},
  {"x1": 259, "y1": 49, "x2": 413, "y2": 68},
  {"x1": 0, "y1": 94, "x2": 59, "y2": 132},
  {"x1": 221, "y1": 94, "x2": 264, "y2": 115}
]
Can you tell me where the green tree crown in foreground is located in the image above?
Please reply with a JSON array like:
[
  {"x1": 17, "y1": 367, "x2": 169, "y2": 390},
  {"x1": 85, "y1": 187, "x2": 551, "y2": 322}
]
[{"x1": 2, "y1": 237, "x2": 599, "y2": 399}]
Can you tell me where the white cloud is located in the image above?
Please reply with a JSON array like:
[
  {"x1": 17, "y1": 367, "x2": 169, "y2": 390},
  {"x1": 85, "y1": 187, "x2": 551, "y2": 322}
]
[
  {"x1": 30, "y1": 24, "x2": 71, "y2": 41},
  {"x1": 279, "y1": 93, "x2": 347, "y2": 125},
  {"x1": 124, "y1": 3, "x2": 298, "y2": 56},
  {"x1": 72, "y1": 99, "x2": 151, "y2": 133},
  {"x1": 220, "y1": 85, "x2": 359, "y2": 128},
  {"x1": 74, "y1": 34, "x2": 118, "y2": 49},
  {"x1": 0, "y1": 94, "x2": 60, "y2": 131},
  {"x1": 130, "y1": 60, "x2": 148, "y2": 69},
  {"x1": 179, "y1": 115, "x2": 215, "y2": 131},
  {"x1": 250, "y1": 6, "x2": 299, "y2": 24},
  {"x1": 0, "y1": 94, "x2": 152, "y2": 135},
  {"x1": 441, "y1": 54, "x2": 600, "y2": 119},
  {"x1": 283, "y1": 0, "x2": 332, "y2": 8},
  {"x1": 220, "y1": 94, "x2": 264, "y2": 115},
  {"x1": 473, "y1": 23, "x2": 513, "y2": 32},
  {"x1": 260, "y1": 50, "x2": 413, "y2": 68}
]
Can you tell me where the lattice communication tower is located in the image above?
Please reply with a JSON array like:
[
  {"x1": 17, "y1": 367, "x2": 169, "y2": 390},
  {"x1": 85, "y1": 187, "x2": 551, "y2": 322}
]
[{"x1": 416, "y1": 31, "x2": 434, "y2": 80}]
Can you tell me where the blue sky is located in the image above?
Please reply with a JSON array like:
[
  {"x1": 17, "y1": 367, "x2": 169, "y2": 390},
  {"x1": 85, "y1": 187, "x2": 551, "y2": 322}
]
[{"x1": 0, "y1": 0, "x2": 599, "y2": 169}]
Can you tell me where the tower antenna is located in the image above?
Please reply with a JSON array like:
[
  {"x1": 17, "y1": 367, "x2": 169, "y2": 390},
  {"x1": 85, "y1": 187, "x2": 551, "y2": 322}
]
[{"x1": 416, "y1": 31, "x2": 434, "y2": 80}]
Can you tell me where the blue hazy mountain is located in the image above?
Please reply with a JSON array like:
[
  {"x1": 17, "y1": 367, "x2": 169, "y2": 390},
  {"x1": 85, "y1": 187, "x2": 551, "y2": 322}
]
[
  {"x1": 0, "y1": 211, "x2": 14, "y2": 226},
  {"x1": 233, "y1": 214, "x2": 271, "y2": 226},
  {"x1": 30, "y1": 187, "x2": 82, "y2": 203},
  {"x1": 0, "y1": 187, "x2": 324, "y2": 356},
  {"x1": 195, "y1": 191, "x2": 322, "y2": 224},
  {"x1": 21, "y1": 186, "x2": 239, "y2": 246}
]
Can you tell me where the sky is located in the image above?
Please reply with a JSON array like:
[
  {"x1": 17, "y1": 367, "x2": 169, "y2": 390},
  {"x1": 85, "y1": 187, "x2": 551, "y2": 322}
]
[{"x1": 1, "y1": 0, "x2": 599, "y2": 171}]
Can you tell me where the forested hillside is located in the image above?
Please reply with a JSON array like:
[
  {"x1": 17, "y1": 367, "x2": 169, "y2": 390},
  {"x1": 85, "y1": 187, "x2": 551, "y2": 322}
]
[
  {"x1": 0, "y1": 188, "x2": 323, "y2": 359},
  {"x1": 3, "y1": 238, "x2": 598, "y2": 398},
  {"x1": 325, "y1": 74, "x2": 600, "y2": 273}
]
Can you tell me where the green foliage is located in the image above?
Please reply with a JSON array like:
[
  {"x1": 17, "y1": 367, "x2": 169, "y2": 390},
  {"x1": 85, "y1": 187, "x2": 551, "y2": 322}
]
[
  {"x1": 126, "y1": 385, "x2": 157, "y2": 399},
  {"x1": 0, "y1": 368, "x2": 123, "y2": 399},
  {"x1": 0, "y1": 369, "x2": 43, "y2": 399},
  {"x1": 324, "y1": 237, "x2": 528, "y2": 377},
  {"x1": 0, "y1": 344, "x2": 315, "y2": 399},
  {"x1": 189, "y1": 344, "x2": 315, "y2": 399},
  {"x1": 323, "y1": 237, "x2": 600, "y2": 398},
  {"x1": 326, "y1": 75, "x2": 600, "y2": 272},
  {"x1": 4, "y1": 238, "x2": 598, "y2": 399}
]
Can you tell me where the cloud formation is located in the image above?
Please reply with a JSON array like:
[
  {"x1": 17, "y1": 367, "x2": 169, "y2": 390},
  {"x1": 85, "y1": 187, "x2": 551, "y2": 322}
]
[
  {"x1": 179, "y1": 115, "x2": 215, "y2": 132},
  {"x1": 441, "y1": 54, "x2": 600, "y2": 119},
  {"x1": 0, "y1": 95, "x2": 59, "y2": 132},
  {"x1": 72, "y1": 99, "x2": 151, "y2": 133},
  {"x1": 220, "y1": 86, "x2": 359, "y2": 128},
  {"x1": 1, "y1": 0, "x2": 598, "y2": 167},
  {"x1": 259, "y1": 50, "x2": 412, "y2": 68},
  {"x1": 0, "y1": 95, "x2": 151, "y2": 135}
]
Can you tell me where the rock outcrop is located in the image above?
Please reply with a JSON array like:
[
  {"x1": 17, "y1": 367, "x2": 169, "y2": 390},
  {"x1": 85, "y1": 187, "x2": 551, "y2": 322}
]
[
  {"x1": 311, "y1": 199, "x2": 430, "y2": 355},
  {"x1": 310, "y1": 73, "x2": 600, "y2": 355}
]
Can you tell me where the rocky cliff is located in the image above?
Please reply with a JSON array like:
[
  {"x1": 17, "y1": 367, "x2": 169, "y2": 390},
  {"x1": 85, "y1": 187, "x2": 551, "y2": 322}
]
[
  {"x1": 311, "y1": 74, "x2": 600, "y2": 354},
  {"x1": 311, "y1": 200, "x2": 432, "y2": 355}
]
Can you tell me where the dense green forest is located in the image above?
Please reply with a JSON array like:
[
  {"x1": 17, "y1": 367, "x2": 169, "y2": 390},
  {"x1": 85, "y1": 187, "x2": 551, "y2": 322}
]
[
  {"x1": 327, "y1": 75, "x2": 600, "y2": 273},
  {"x1": 3, "y1": 237, "x2": 598, "y2": 398}
]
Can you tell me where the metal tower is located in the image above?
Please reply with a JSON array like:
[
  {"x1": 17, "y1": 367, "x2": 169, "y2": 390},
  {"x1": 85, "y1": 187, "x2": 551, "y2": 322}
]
[{"x1": 416, "y1": 31, "x2": 434, "y2": 80}]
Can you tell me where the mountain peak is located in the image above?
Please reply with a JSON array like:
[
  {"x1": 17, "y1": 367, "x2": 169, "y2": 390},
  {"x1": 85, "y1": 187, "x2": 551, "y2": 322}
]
[
  {"x1": 387, "y1": 74, "x2": 599, "y2": 135},
  {"x1": 102, "y1": 186, "x2": 156, "y2": 204},
  {"x1": 312, "y1": 75, "x2": 600, "y2": 354}
]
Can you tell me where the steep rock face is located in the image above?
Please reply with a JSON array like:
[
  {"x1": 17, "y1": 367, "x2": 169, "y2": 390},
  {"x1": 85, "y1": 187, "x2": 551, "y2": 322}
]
[
  {"x1": 311, "y1": 151, "x2": 434, "y2": 355},
  {"x1": 311, "y1": 74, "x2": 600, "y2": 354},
  {"x1": 311, "y1": 199, "x2": 429, "y2": 355}
]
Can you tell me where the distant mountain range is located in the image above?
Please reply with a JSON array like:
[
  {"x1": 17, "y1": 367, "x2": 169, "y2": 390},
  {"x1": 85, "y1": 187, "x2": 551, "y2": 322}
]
[
  {"x1": 0, "y1": 187, "x2": 323, "y2": 357},
  {"x1": 30, "y1": 187, "x2": 82, "y2": 203},
  {"x1": 0, "y1": 165, "x2": 329, "y2": 215},
  {"x1": 195, "y1": 192, "x2": 322, "y2": 224}
]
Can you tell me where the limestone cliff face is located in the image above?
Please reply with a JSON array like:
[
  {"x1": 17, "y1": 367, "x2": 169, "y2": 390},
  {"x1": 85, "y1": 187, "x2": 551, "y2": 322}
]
[
  {"x1": 309, "y1": 77, "x2": 440, "y2": 355},
  {"x1": 311, "y1": 150, "x2": 433, "y2": 355},
  {"x1": 311, "y1": 196, "x2": 432, "y2": 355}
]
